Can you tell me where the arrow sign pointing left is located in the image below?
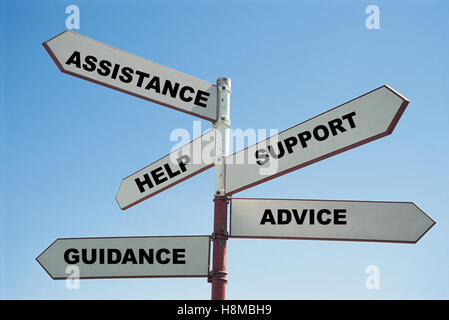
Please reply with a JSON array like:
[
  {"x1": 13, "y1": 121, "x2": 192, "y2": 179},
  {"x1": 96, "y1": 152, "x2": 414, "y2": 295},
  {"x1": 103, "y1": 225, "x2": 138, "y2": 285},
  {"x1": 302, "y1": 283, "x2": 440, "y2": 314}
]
[
  {"x1": 36, "y1": 236, "x2": 211, "y2": 279},
  {"x1": 230, "y1": 198, "x2": 435, "y2": 243},
  {"x1": 116, "y1": 129, "x2": 216, "y2": 210},
  {"x1": 43, "y1": 31, "x2": 218, "y2": 122}
]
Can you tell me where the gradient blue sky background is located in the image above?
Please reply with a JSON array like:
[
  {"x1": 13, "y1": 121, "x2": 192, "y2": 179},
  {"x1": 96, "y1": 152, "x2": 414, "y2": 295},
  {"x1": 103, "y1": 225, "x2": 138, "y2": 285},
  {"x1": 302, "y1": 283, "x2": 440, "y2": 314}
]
[{"x1": 1, "y1": 0, "x2": 448, "y2": 299}]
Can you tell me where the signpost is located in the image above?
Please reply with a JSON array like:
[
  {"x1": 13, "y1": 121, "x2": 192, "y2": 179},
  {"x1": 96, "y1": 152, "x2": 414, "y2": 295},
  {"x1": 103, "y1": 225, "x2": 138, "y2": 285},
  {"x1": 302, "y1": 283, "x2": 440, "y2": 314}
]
[
  {"x1": 230, "y1": 198, "x2": 435, "y2": 243},
  {"x1": 225, "y1": 85, "x2": 409, "y2": 195},
  {"x1": 36, "y1": 236, "x2": 211, "y2": 279},
  {"x1": 43, "y1": 31, "x2": 218, "y2": 122},
  {"x1": 116, "y1": 129, "x2": 216, "y2": 210},
  {"x1": 39, "y1": 30, "x2": 436, "y2": 300}
]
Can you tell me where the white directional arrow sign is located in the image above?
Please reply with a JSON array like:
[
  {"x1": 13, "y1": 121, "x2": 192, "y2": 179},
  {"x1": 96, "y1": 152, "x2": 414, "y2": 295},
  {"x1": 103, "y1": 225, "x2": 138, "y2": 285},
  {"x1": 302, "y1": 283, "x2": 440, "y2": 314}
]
[
  {"x1": 36, "y1": 236, "x2": 211, "y2": 279},
  {"x1": 43, "y1": 31, "x2": 218, "y2": 122},
  {"x1": 230, "y1": 198, "x2": 435, "y2": 243},
  {"x1": 225, "y1": 85, "x2": 409, "y2": 195},
  {"x1": 116, "y1": 129, "x2": 216, "y2": 210}
]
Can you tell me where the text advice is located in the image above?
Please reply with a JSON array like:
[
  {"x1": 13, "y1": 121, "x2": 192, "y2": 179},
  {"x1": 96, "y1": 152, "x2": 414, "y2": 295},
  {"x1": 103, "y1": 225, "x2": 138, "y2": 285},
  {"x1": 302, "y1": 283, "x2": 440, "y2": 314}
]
[{"x1": 230, "y1": 198, "x2": 435, "y2": 243}]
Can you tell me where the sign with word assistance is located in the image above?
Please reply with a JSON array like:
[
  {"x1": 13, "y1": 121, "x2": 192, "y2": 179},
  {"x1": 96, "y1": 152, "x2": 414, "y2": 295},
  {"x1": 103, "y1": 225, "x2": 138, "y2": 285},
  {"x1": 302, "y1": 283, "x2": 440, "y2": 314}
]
[
  {"x1": 225, "y1": 85, "x2": 409, "y2": 194},
  {"x1": 230, "y1": 198, "x2": 435, "y2": 243},
  {"x1": 36, "y1": 236, "x2": 211, "y2": 279},
  {"x1": 43, "y1": 31, "x2": 218, "y2": 121},
  {"x1": 116, "y1": 129, "x2": 216, "y2": 210}
]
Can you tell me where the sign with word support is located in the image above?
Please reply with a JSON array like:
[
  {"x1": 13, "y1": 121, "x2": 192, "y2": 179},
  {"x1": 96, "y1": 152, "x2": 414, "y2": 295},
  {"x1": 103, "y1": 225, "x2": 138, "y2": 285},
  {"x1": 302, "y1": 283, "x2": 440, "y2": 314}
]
[
  {"x1": 230, "y1": 198, "x2": 435, "y2": 243},
  {"x1": 43, "y1": 31, "x2": 218, "y2": 122},
  {"x1": 116, "y1": 129, "x2": 216, "y2": 210},
  {"x1": 225, "y1": 85, "x2": 409, "y2": 195},
  {"x1": 36, "y1": 236, "x2": 211, "y2": 279}
]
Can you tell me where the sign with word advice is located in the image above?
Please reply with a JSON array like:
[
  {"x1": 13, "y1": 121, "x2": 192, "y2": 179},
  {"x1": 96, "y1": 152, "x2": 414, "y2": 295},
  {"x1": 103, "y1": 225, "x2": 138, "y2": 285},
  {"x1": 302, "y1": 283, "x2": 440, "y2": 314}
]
[
  {"x1": 43, "y1": 31, "x2": 218, "y2": 122},
  {"x1": 230, "y1": 198, "x2": 435, "y2": 243},
  {"x1": 225, "y1": 85, "x2": 409, "y2": 194},
  {"x1": 36, "y1": 236, "x2": 211, "y2": 279},
  {"x1": 116, "y1": 129, "x2": 216, "y2": 210}
]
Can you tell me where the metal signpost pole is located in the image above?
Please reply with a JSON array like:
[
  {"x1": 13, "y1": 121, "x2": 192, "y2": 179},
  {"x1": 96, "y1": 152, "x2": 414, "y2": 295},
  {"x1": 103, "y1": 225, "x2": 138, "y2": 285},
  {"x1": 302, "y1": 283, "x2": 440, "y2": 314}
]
[{"x1": 210, "y1": 78, "x2": 231, "y2": 300}]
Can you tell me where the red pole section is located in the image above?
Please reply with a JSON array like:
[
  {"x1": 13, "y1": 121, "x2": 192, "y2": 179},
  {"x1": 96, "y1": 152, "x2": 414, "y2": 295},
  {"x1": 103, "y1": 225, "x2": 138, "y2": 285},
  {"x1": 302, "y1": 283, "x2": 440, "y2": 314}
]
[{"x1": 211, "y1": 195, "x2": 228, "y2": 300}]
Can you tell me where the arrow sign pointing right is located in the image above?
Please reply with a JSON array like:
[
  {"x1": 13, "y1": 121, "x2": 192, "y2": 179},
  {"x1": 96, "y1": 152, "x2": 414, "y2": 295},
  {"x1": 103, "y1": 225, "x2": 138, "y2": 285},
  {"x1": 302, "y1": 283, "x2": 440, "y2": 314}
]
[
  {"x1": 230, "y1": 198, "x2": 436, "y2": 243},
  {"x1": 225, "y1": 85, "x2": 409, "y2": 195}
]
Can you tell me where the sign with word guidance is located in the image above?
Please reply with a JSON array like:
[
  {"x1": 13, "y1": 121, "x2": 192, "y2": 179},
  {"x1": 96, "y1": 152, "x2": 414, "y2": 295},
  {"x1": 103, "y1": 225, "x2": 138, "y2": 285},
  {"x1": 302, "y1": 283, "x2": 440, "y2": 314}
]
[
  {"x1": 116, "y1": 130, "x2": 216, "y2": 210},
  {"x1": 230, "y1": 198, "x2": 435, "y2": 243},
  {"x1": 36, "y1": 236, "x2": 211, "y2": 279},
  {"x1": 225, "y1": 85, "x2": 409, "y2": 195},
  {"x1": 43, "y1": 31, "x2": 218, "y2": 122}
]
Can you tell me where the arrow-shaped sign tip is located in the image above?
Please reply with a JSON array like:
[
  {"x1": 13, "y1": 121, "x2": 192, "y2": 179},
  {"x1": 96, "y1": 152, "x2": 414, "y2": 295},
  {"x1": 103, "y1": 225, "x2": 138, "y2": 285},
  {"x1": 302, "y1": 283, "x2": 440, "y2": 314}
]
[{"x1": 410, "y1": 202, "x2": 436, "y2": 244}]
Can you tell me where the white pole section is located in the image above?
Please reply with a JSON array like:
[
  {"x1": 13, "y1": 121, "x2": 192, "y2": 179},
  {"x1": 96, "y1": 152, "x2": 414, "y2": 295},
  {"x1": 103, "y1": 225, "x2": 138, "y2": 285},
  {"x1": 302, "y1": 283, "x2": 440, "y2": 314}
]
[{"x1": 214, "y1": 78, "x2": 231, "y2": 196}]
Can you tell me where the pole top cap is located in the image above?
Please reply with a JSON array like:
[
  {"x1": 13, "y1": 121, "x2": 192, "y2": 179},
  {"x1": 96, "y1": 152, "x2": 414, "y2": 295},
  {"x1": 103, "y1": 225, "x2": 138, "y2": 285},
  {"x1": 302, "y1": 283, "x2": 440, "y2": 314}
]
[{"x1": 217, "y1": 77, "x2": 231, "y2": 90}]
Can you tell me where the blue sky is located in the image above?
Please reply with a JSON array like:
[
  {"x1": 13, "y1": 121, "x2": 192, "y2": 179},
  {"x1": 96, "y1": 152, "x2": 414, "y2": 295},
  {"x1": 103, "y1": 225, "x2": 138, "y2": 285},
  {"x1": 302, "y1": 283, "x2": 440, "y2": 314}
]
[{"x1": 1, "y1": 0, "x2": 448, "y2": 299}]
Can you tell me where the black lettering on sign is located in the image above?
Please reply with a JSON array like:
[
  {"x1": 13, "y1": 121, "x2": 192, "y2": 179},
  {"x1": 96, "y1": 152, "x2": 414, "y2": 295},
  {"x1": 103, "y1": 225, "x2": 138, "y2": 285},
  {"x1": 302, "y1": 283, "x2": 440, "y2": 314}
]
[
  {"x1": 121, "y1": 249, "x2": 138, "y2": 264},
  {"x1": 316, "y1": 209, "x2": 332, "y2": 225},
  {"x1": 298, "y1": 131, "x2": 312, "y2": 148},
  {"x1": 97, "y1": 60, "x2": 112, "y2": 76},
  {"x1": 138, "y1": 249, "x2": 154, "y2": 264},
  {"x1": 260, "y1": 209, "x2": 348, "y2": 225},
  {"x1": 162, "y1": 80, "x2": 180, "y2": 98},
  {"x1": 334, "y1": 209, "x2": 347, "y2": 224},
  {"x1": 150, "y1": 166, "x2": 168, "y2": 186},
  {"x1": 342, "y1": 112, "x2": 357, "y2": 128},
  {"x1": 164, "y1": 163, "x2": 181, "y2": 179},
  {"x1": 108, "y1": 249, "x2": 121, "y2": 264},
  {"x1": 172, "y1": 249, "x2": 186, "y2": 264},
  {"x1": 134, "y1": 155, "x2": 191, "y2": 193},
  {"x1": 267, "y1": 142, "x2": 285, "y2": 159},
  {"x1": 255, "y1": 149, "x2": 269, "y2": 166},
  {"x1": 110, "y1": 63, "x2": 121, "y2": 79},
  {"x1": 328, "y1": 118, "x2": 346, "y2": 136},
  {"x1": 260, "y1": 209, "x2": 276, "y2": 224},
  {"x1": 64, "y1": 248, "x2": 79, "y2": 264},
  {"x1": 284, "y1": 136, "x2": 298, "y2": 154},
  {"x1": 180, "y1": 86, "x2": 195, "y2": 103},
  {"x1": 135, "y1": 173, "x2": 154, "y2": 193},
  {"x1": 177, "y1": 155, "x2": 191, "y2": 172},
  {"x1": 62, "y1": 248, "x2": 188, "y2": 265},
  {"x1": 82, "y1": 248, "x2": 96, "y2": 264},
  {"x1": 194, "y1": 90, "x2": 210, "y2": 108},
  {"x1": 277, "y1": 209, "x2": 291, "y2": 224},
  {"x1": 255, "y1": 111, "x2": 358, "y2": 165},
  {"x1": 145, "y1": 76, "x2": 161, "y2": 93},
  {"x1": 63, "y1": 51, "x2": 212, "y2": 108},
  {"x1": 156, "y1": 248, "x2": 171, "y2": 264},
  {"x1": 292, "y1": 209, "x2": 307, "y2": 224},
  {"x1": 119, "y1": 67, "x2": 134, "y2": 83},
  {"x1": 99, "y1": 248, "x2": 105, "y2": 264},
  {"x1": 65, "y1": 51, "x2": 81, "y2": 68},
  {"x1": 309, "y1": 209, "x2": 315, "y2": 224},
  {"x1": 313, "y1": 125, "x2": 329, "y2": 141},
  {"x1": 82, "y1": 55, "x2": 97, "y2": 72},
  {"x1": 135, "y1": 70, "x2": 150, "y2": 87}
]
